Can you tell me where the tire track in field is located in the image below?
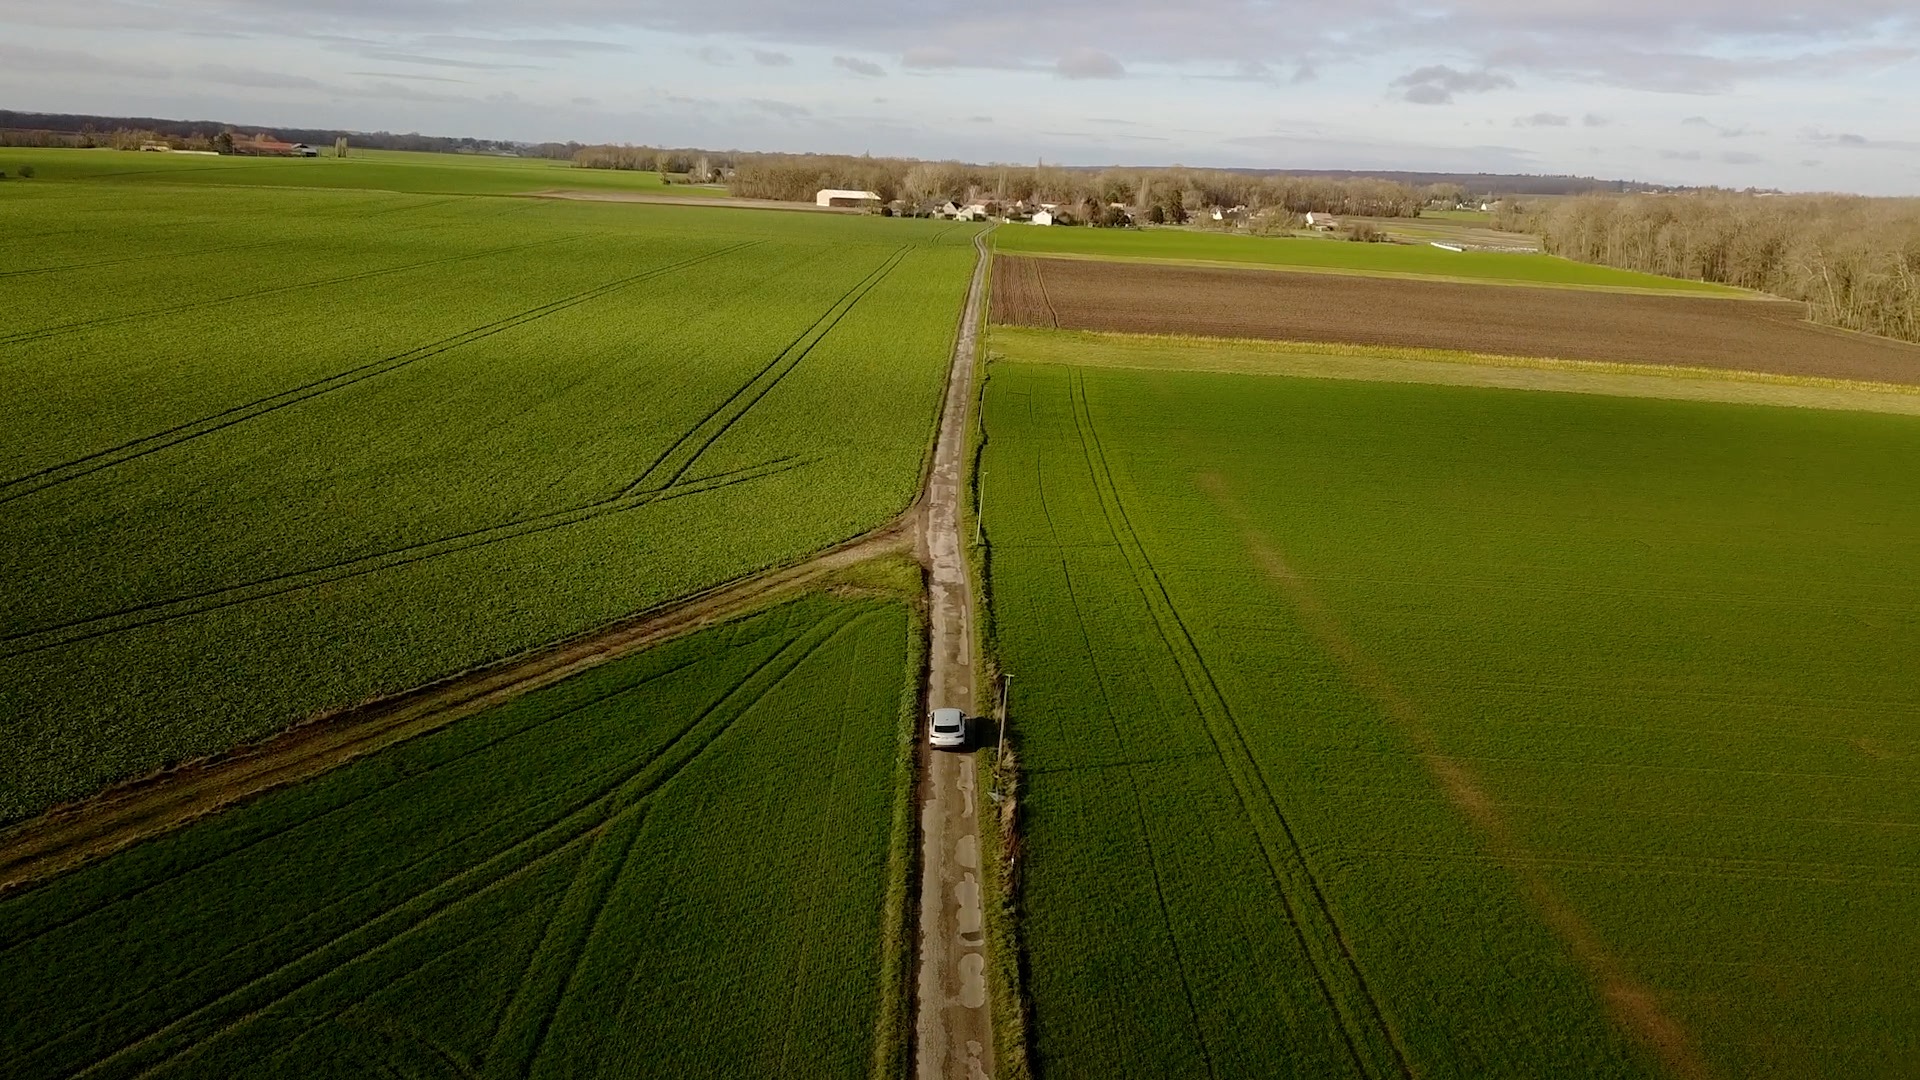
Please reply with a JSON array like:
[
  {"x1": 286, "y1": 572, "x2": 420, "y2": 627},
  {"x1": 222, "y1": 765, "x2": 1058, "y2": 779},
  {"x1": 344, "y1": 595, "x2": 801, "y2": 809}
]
[
  {"x1": 494, "y1": 608, "x2": 863, "y2": 1078},
  {"x1": 0, "y1": 240, "x2": 765, "y2": 506},
  {"x1": 4, "y1": 240, "x2": 896, "y2": 658},
  {"x1": 1066, "y1": 370, "x2": 1413, "y2": 1080},
  {"x1": 0, "y1": 196, "x2": 486, "y2": 281},
  {"x1": 1201, "y1": 478, "x2": 1715, "y2": 1080},
  {"x1": 1032, "y1": 449, "x2": 1218, "y2": 1077},
  {"x1": 620, "y1": 244, "x2": 912, "y2": 497},
  {"x1": 19, "y1": 621, "x2": 816, "y2": 1072},
  {"x1": 1033, "y1": 260, "x2": 1061, "y2": 329},
  {"x1": 63, "y1": 610, "x2": 856, "y2": 1080},
  {"x1": 1063, "y1": 372, "x2": 1371, "y2": 1078},
  {"x1": 0, "y1": 233, "x2": 585, "y2": 349},
  {"x1": 770, "y1": 611, "x2": 880, "y2": 1078},
  {"x1": 0, "y1": 652, "x2": 713, "y2": 957},
  {"x1": 0, "y1": 455, "x2": 808, "y2": 659},
  {"x1": 479, "y1": 803, "x2": 648, "y2": 1080},
  {"x1": 0, "y1": 235, "x2": 292, "y2": 280}
]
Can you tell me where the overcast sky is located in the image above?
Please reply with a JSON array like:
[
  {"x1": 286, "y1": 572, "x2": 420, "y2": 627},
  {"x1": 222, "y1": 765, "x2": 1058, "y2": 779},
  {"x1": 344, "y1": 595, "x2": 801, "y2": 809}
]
[{"x1": 3, "y1": 1, "x2": 1918, "y2": 193}]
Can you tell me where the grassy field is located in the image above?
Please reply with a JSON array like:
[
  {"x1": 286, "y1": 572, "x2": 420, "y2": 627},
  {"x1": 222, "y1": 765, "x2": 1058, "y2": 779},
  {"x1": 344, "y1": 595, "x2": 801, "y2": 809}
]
[
  {"x1": 989, "y1": 326, "x2": 1920, "y2": 416},
  {"x1": 0, "y1": 146, "x2": 718, "y2": 197},
  {"x1": 991, "y1": 224, "x2": 1739, "y2": 293},
  {"x1": 0, "y1": 593, "x2": 916, "y2": 1079},
  {"x1": 0, "y1": 176, "x2": 977, "y2": 821},
  {"x1": 979, "y1": 346, "x2": 1920, "y2": 1077}
]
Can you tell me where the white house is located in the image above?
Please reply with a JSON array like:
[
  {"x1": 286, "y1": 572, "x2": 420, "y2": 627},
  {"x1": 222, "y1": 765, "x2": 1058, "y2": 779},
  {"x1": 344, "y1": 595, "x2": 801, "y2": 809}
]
[
  {"x1": 1305, "y1": 211, "x2": 1340, "y2": 231},
  {"x1": 816, "y1": 188, "x2": 881, "y2": 208},
  {"x1": 1030, "y1": 210, "x2": 1054, "y2": 226}
]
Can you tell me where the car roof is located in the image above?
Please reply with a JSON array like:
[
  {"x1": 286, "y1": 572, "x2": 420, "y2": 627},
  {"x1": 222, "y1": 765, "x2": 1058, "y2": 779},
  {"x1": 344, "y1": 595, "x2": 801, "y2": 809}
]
[{"x1": 931, "y1": 707, "x2": 965, "y2": 721}]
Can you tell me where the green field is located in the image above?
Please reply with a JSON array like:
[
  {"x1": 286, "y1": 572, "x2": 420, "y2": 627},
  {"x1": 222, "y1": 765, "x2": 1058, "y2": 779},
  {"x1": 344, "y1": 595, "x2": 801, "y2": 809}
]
[
  {"x1": 991, "y1": 224, "x2": 1738, "y2": 293},
  {"x1": 979, "y1": 343, "x2": 1920, "y2": 1076},
  {"x1": 0, "y1": 176, "x2": 977, "y2": 820},
  {"x1": 0, "y1": 146, "x2": 717, "y2": 197},
  {"x1": 0, "y1": 593, "x2": 915, "y2": 1079}
]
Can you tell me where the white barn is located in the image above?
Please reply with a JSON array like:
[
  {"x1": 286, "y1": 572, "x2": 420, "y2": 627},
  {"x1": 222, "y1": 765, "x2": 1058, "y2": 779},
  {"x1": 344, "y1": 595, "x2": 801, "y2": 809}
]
[
  {"x1": 1030, "y1": 210, "x2": 1055, "y2": 226},
  {"x1": 816, "y1": 188, "x2": 881, "y2": 208}
]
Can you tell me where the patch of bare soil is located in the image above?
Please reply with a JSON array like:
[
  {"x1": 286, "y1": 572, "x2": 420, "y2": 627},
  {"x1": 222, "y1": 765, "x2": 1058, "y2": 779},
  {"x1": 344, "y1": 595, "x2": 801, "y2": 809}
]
[{"x1": 991, "y1": 256, "x2": 1920, "y2": 385}]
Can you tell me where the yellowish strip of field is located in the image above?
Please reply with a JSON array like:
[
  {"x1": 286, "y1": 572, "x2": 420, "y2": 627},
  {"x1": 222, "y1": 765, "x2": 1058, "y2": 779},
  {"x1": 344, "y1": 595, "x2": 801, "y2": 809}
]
[
  {"x1": 991, "y1": 327, "x2": 1920, "y2": 416},
  {"x1": 1003, "y1": 250, "x2": 1767, "y2": 300}
]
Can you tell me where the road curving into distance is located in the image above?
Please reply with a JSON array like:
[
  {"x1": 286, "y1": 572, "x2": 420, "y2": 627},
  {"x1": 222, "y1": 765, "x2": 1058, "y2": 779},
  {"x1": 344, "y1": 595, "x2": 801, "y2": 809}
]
[{"x1": 913, "y1": 228, "x2": 995, "y2": 1080}]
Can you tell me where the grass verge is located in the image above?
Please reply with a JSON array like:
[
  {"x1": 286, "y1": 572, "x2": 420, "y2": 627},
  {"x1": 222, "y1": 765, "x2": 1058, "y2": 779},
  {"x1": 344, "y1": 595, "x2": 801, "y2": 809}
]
[
  {"x1": 993, "y1": 326, "x2": 1920, "y2": 415},
  {"x1": 872, "y1": 566, "x2": 929, "y2": 1080}
]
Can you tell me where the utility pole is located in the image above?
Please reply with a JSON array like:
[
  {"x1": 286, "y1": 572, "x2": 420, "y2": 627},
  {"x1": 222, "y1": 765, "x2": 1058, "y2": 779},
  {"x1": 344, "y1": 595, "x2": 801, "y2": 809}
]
[
  {"x1": 975, "y1": 468, "x2": 985, "y2": 545},
  {"x1": 996, "y1": 673, "x2": 1012, "y2": 756}
]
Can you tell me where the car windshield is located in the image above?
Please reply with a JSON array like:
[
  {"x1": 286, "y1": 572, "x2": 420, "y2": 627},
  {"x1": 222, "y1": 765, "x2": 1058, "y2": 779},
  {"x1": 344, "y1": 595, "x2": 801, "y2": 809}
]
[{"x1": 934, "y1": 717, "x2": 961, "y2": 730}]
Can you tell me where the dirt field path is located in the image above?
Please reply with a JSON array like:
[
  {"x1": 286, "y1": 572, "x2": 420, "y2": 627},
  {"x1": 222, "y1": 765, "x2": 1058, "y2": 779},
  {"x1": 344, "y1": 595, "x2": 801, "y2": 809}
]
[
  {"x1": 0, "y1": 524, "x2": 911, "y2": 894},
  {"x1": 914, "y1": 231, "x2": 995, "y2": 1080},
  {"x1": 527, "y1": 189, "x2": 864, "y2": 213}
]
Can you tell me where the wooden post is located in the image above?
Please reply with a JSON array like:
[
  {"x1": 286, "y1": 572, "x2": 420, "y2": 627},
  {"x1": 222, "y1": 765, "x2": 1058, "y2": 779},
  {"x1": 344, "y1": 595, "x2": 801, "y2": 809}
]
[{"x1": 996, "y1": 673, "x2": 1011, "y2": 757}]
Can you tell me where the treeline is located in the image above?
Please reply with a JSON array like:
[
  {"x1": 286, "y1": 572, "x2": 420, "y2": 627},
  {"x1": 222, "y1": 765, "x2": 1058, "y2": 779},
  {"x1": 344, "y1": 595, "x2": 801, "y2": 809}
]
[
  {"x1": 0, "y1": 110, "x2": 543, "y2": 156},
  {"x1": 711, "y1": 152, "x2": 1460, "y2": 216},
  {"x1": 572, "y1": 144, "x2": 736, "y2": 179},
  {"x1": 1497, "y1": 195, "x2": 1920, "y2": 344}
]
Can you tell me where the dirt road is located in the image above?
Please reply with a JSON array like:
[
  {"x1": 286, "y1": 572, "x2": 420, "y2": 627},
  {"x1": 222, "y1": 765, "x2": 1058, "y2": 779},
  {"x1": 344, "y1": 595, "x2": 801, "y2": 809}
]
[
  {"x1": 0, "y1": 525, "x2": 911, "y2": 894},
  {"x1": 914, "y1": 231, "x2": 995, "y2": 1080}
]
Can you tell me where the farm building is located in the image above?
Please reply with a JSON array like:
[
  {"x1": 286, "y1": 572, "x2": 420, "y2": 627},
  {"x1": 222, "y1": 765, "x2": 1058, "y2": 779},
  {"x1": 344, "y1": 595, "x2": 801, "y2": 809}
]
[
  {"x1": 1306, "y1": 211, "x2": 1340, "y2": 231},
  {"x1": 230, "y1": 137, "x2": 315, "y2": 157},
  {"x1": 815, "y1": 188, "x2": 881, "y2": 208},
  {"x1": 1030, "y1": 210, "x2": 1055, "y2": 226}
]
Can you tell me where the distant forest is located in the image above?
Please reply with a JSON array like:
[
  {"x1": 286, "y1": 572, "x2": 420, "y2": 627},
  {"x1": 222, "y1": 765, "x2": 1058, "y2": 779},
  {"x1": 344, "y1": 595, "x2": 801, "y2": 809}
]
[
  {"x1": 0, "y1": 110, "x2": 583, "y2": 159},
  {"x1": 3, "y1": 109, "x2": 1656, "y2": 200},
  {"x1": 1498, "y1": 195, "x2": 1920, "y2": 345}
]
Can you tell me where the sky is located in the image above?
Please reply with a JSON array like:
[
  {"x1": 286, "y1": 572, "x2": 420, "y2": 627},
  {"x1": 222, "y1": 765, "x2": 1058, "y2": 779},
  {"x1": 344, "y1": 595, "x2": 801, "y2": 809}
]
[{"x1": 3, "y1": 1, "x2": 1918, "y2": 194}]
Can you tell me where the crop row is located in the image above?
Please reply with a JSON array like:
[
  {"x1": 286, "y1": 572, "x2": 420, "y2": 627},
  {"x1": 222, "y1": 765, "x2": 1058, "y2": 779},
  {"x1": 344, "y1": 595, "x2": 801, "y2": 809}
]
[
  {"x1": 0, "y1": 182, "x2": 978, "y2": 819},
  {"x1": 0, "y1": 595, "x2": 913, "y2": 1078},
  {"x1": 979, "y1": 358, "x2": 1920, "y2": 1077}
]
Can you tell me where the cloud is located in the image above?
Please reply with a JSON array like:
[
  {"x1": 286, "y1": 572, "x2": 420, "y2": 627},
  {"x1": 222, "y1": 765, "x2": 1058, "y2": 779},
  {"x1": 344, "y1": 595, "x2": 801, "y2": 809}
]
[
  {"x1": 1720, "y1": 151, "x2": 1765, "y2": 164},
  {"x1": 1683, "y1": 116, "x2": 1760, "y2": 137},
  {"x1": 0, "y1": 43, "x2": 171, "y2": 80},
  {"x1": 1057, "y1": 48, "x2": 1124, "y2": 80},
  {"x1": 1483, "y1": 41, "x2": 1915, "y2": 95},
  {"x1": 348, "y1": 48, "x2": 542, "y2": 71},
  {"x1": 968, "y1": 114, "x2": 993, "y2": 123},
  {"x1": 902, "y1": 46, "x2": 961, "y2": 69},
  {"x1": 833, "y1": 55, "x2": 886, "y2": 77},
  {"x1": 1659, "y1": 149, "x2": 1703, "y2": 161},
  {"x1": 1391, "y1": 65, "x2": 1515, "y2": 104},
  {"x1": 1804, "y1": 129, "x2": 1920, "y2": 151},
  {"x1": 1513, "y1": 112, "x2": 1569, "y2": 127},
  {"x1": 345, "y1": 70, "x2": 468, "y2": 83},
  {"x1": 410, "y1": 36, "x2": 626, "y2": 58},
  {"x1": 1583, "y1": 113, "x2": 1611, "y2": 127},
  {"x1": 748, "y1": 98, "x2": 811, "y2": 118},
  {"x1": 570, "y1": 95, "x2": 598, "y2": 107},
  {"x1": 751, "y1": 49, "x2": 792, "y2": 67},
  {"x1": 695, "y1": 46, "x2": 731, "y2": 65},
  {"x1": 195, "y1": 64, "x2": 328, "y2": 90}
]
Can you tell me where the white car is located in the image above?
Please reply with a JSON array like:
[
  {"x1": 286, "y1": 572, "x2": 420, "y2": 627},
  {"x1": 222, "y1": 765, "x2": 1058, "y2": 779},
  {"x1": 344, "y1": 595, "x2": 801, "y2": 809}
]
[{"x1": 928, "y1": 707, "x2": 968, "y2": 749}]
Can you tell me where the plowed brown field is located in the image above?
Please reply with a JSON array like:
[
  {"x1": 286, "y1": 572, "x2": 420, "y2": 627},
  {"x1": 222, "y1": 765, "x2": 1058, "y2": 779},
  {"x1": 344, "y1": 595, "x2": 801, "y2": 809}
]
[{"x1": 991, "y1": 255, "x2": 1920, "y2": 384}]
